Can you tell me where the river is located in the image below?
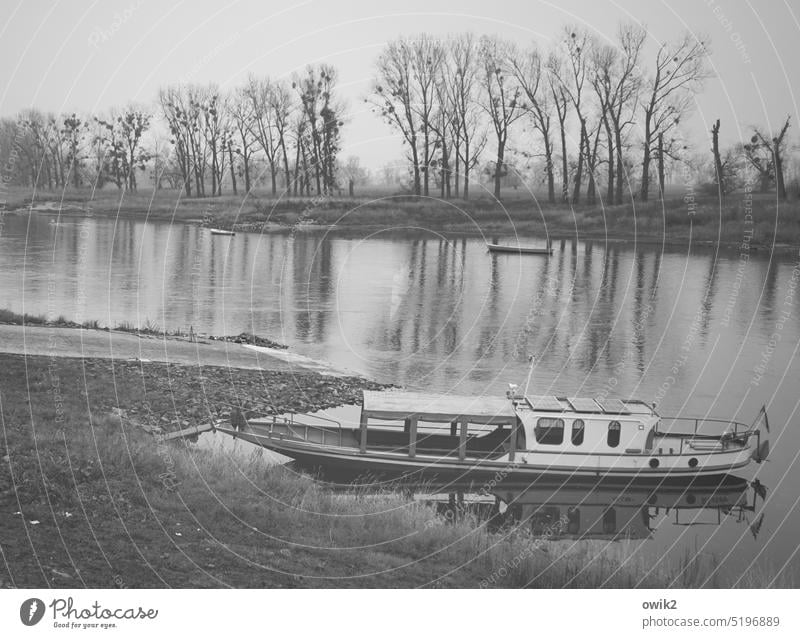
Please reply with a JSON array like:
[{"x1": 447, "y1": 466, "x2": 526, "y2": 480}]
[{"x1": 1, "y1": 211, "x2": 798, "y2": 583}]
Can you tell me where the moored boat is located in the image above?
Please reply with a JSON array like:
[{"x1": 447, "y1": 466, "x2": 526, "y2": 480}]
[
  {"x1": 209, "y1": 228, "x2": 235, "y2": 236},
  {"x1": 487, "y1": 242, "x2": 552, "y2": 255},
  {"x1": 214, "y1": 389, "x2": 770, "y2": 483}
]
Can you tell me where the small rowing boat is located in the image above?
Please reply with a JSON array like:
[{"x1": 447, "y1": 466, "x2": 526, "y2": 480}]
[
  {"x1": 487, "y1": 242, "x2": 552, "y2": 255},
  {"x1": 213, "y1": 389, "x2": 770, "y2": 483}
]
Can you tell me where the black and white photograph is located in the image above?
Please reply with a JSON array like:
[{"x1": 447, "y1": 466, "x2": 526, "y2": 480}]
[{"x1": 0, "y1": 0, "x2": 798, "y2": 634}]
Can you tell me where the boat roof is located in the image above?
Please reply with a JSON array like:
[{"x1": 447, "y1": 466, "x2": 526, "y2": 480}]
[
  {"x1": 362, "y1": 390, "x2": 518, "y2": 425},
  {"x1": 525, "y1": 395, "x2": 656, "y2": 416}
]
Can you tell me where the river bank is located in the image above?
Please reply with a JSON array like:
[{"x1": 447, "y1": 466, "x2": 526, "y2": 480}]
[
  {"x1": 7, "y1": 351, "x2": 784, "y2": 588},
  {"x1": 4, "y1": 186, "x2": 798, "y2": 251}
]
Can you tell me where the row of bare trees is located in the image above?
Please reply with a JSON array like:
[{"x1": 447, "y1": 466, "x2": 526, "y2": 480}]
[
  {"x1": 0, "y1": 64, "x2": 344, "y2": 198},
  {"x1": 371, "y1": 26, "x2": 715, "y2": 203},
  {"x1": 0, "y1": 32, "x2": 795, "y2": 203},
  {"x1": 156, "y1": 65, "x2": 344, "y2": 198},
  {"x1": 0, "y1": 107, "x2": 152, "y2": 192}
]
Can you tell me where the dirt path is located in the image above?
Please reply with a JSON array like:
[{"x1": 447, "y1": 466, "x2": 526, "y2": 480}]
[{"x1": 0, "y1": 324, "x2": 351, "y2": 376}]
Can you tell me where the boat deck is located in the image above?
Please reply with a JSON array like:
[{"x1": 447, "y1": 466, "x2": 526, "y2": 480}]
[{"x1": 361, "y1": 390, "x2": 517, "y2": 425}]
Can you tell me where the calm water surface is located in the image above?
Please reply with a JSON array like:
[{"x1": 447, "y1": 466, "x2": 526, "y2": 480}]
[{"x1": 2, "y1": 212, "x2": 799, "y2": 582}]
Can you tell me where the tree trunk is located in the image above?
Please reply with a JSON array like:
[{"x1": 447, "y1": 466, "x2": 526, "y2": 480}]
[
  {"x1": 640, "y1": 115, "x2": 652, "y2": 201},
  {"x1": 775, "y1": 147, "x2": 787, "y2": 200},
  {"x1": 293, "y1": 138, "x2": 302, "y2": 197},
  {"x1": 605, "y1": 121, "x2": 614, "y2": 204},
  {"x1": 657, "y1": 132, "x2": 665, "y2": 200},
  {"x1": 183, "y1": 153, "x2": 192, "y2": 197},
  {"x1": 463, "y1": 140, "x2": 470, "y2": 200},
  {"x1": 423, "y1": 128, "x2": 430, "y2": 196},
  {"x1": 410, "y1": 137, "x2": 421, "y2": 196},
  {"x1": 572, "y1": 118, "x2": 587, "y2": 205},
  {"x1": 211, "y1": 149, "x2": 218, "y2": 197},
  {"x1": 281, "y1": 140, "x2": 291, "y2": 195},
  {"x1": 442, "y1": 138, "x2": 451, "y2": 199},
  {"x1": 711, "y1": 119, "x2": 724, "y2": 196},
  {"x1": 453, "y1": 140, "x2": 460, "y2": 198},
  {"x1": 559, "y1": 123, "x2": 569, "y2": 203},
  {"x1": 543, "y1": 136, "x2": 555, "y2": 204},
  {"x1": 614, "y1": 127, "x2": 624, "y2": 205},
  {"x1": 494, "y1": 138, "x2": 505, "y2": 200},
  {"x1": 587, "y1": 172, "x2": 596, "y2": 205},
  {"x1": 228, "y1": 141, "x2": 237, "y2": 196}
]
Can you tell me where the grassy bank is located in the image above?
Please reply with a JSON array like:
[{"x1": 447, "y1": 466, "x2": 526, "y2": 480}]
[
  {"x1": 1, "y1": 353, "x2": 792, "y2": 588},
  {"x1": 5, "y1": 184, "x2": 799, "y2": 248}
]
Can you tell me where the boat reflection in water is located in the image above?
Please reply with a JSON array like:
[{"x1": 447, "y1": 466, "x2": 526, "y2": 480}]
[{"x1": 420, "y1": 476, "x2": 767, "y2": 542}]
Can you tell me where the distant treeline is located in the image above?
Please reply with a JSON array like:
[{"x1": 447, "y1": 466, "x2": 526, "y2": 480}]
[{"x1": 0, "y1": 24, "x2": 795, "y2": 203}]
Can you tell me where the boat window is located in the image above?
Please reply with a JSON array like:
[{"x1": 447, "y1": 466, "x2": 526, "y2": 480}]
[
  {"x1": 607, "y1": 421, "x2": 621, "y2": 448},
  {"x1": 535, "y1": 417, "x2": 564, "y2": 445},
  {"x1": 603, "y1": 508, "x2": 617, "y2": 534},
  {"x1": 571, "y1": 419, "x2": 585, "y2": 445},
  {"x1": 567, "y1": 507, "x2": 580, "y2": 534}
]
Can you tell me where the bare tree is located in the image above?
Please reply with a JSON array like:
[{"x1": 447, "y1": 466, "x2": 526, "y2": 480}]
[
  {"x1": 61, "y1": 113, "x2": 87, "y2": 188},
  {"x1": 371, "y1": 38, "x2": 421, "y2": 195},
  {"x1": 269, "y1": 80, "x2": 294, "y2": 193},
  {"x1": 509, "y1": 43, "x2": 556, "y2": 203},
  {"x1": 479, "y1": 35, "x2": 525, "y2": 200},
  {"x1": 591, "y1": 23, "x2": 646, "y2": 204},
  {"x1": 560, "y1": 27, "x2": 594, "y2": 204},
  {"x1": 371, "y1": 35, "x2": 444, "y2": 196},
  {"x1": 16, "y1": 109, "x2": 51, "y2": 187},
  {"x1": 95, "y1": 106, "x2": 151, "y2": 191},
  {"x1": 227, "y1": 86, "x2": 257, "y2": 194},
  {"x1": 159, "y1": 86, "x2": 195, "y2": 195},
  {"x1": 546, "y1": 53, "x2": 571, "y2": 203},
  {"x1": 201, "y1": 88, "x2": 228, "y2": 196},
  {"x1": 246, "y1": 75, "x2": 281, "y2": 196},
  {"x1": 445, "y1": 33, "x2": 486, "y2": 199},
  {"x1": 640, "y1": 32, "x2": 710, "y2": 201},
  {"x1": 746, "y1": 116, "x2": 791, "y2": 199},
  {"x1": 294, "y1": 65, "x2": 344, "y2": 195}
]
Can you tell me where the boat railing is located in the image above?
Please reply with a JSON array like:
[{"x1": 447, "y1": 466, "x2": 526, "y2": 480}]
[
  {"x1": 656, "y1": 416, "x2": 756, "y2": 438},
  {"x1": 263, "y1": 413, "x2": 345, "y2": 447}
]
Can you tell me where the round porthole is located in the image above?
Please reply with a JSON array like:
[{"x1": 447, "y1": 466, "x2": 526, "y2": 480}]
[
  {"x1": 647, "y1": 494, "x2": 658, "y2": 505},
  {"x1": 649, "y1": 458, "x2": 660, "y2": 469},
  {"x1": 688, "y1": 457, "x2": 698, "y2": 468},
  {"x1": 687, "y1": 494, "x2": 696, "y2": 505}
]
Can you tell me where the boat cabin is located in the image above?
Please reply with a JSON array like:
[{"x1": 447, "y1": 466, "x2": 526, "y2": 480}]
[
  {"x1": 515, "y1": 395, "x2": 661, "y2": 456},
  {"x1": 359, "y1": 390, "x2": 659, "y2": 461}
]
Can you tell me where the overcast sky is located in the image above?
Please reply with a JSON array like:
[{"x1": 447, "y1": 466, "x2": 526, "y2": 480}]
[{"x1": 1, "y1": 0, "x2": 798, "y2": 170}]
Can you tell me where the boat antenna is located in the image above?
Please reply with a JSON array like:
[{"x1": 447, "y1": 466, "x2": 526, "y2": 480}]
[{"x1": 524, "y1": 355, "x2": 535, "y2": 397}]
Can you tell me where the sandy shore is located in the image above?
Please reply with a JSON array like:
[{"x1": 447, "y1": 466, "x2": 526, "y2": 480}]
[{"x1": 0, "y1": 324, "x2": 352, "y2": 376}]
